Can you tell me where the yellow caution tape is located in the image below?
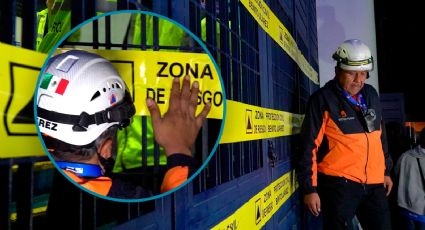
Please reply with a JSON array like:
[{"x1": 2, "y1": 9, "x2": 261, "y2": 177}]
[
  {"x1": 0, "y1": 44, "x2": 224, "y2": 157},
  {"x1": 220, "y1": 100, "x2": 304, "y2": 144},
  {"x1": 240, "y1": 0, "x2": 319, "y2": 84},
  {"x1": 11, "y1": 161, "x2": 54, "y2": 172},
  {"x1": 0, "y1": 44, "x2": 301, "y2": 157},
  {"x1": 211, "y1": 169, "x2": 298, "y2": 229},
  {"x1": 87, "y1": 49, "x2": 224, "y2": 119},
  {"x1": 0, "y1": 43, "x2": 47, "y2": 158},
  {"x1": 10, "y1": 205, "x2": 47, "y2": 222}
]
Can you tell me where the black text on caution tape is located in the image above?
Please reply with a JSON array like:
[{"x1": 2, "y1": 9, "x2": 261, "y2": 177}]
[
  {"x1": 157, "y1": 61, "x2": 214, "y2": 79},
  {"x1": 262, "y1": 190, "x2": 273, "y2": 220},
  {"x1": 147, "y1": 88, "x2": 223, "y2": 107}
]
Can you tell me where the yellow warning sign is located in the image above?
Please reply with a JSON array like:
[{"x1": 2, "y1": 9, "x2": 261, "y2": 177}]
[
  {"x1": 88, "y1": 49, "x2": 224, "y2": 119},
  {"x1": 0, "y1": 43, "x2": 47, "y2": 158},
  {"x1": 211, "y1": 170, "x2": 298, "y2": 230},
  {"x1": 220, "y1": 100, "x2": 304, "y2": 144},
  {"x1": 240, "y1": 0, "x2": 319, "y2": 84}
]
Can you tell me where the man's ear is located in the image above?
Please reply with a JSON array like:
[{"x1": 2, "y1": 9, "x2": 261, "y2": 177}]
[
  {"x1": 335, "y1": 66, "x2": 340, "y2": 74},
  {"x1": 99, "y1": 139, "x2": 113, "y2": 159}
]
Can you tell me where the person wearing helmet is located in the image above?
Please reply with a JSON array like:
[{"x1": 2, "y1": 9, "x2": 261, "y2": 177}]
[
  {"x1": 36, "y1": 50, "x2": 210, "y2": 198},
  {"x1": 297, "y1": 39, "x2": 393, "y2": 229}
]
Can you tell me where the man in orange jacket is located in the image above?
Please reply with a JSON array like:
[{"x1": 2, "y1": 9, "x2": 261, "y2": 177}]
[
  {"x1": 37, "y1": 50, "x2": 210, "y2": 198},
  {"x1": 297, "y1": 39, "x2": 393, "y2": 229}
]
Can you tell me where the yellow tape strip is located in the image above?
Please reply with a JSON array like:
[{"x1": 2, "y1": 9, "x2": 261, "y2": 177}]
[
  {"x1": 0, "y1": 43, "x2": 47, "y2": 158},
  {"x1": 0, "y1": 43, "x2": 224, "y2": 157},
  {"x1": 240, "y1": 0, "x2": 319, "y2": 84},
  {"x1": 10, "y1": 206, "x2": 47, "y2": 222},
  {"x1": 1, "y1": 44, "x2": 301, "y2": 156},
  {"x1": 211, "y1": 170, "x2": 298, "y2": 229},
  {"x1": 220, "y1": 100, "x2": 304, "y2": 144},
  {"x1": 11, "y1": 161, "x2": 54, "y2": 172},
  {"x1": 88, "y1": 49, "x2": 224, "y2": 119}
]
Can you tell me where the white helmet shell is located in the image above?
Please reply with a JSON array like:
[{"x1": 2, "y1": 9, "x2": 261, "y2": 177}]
[
  {"x1": 332, "y1": 39, "x2": 374, "y2": 71},
  {"x1": 36, "y1": 50, "x2": 134, "y2": 146}
]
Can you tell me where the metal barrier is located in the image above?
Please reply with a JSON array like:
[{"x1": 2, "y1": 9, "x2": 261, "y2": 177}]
[
  {"x1": 188, "y1": 0, "x2": 264, "y2": 194},
  {"x1": 1, "y1": 1, "x2": 50, "y2": 229},
  {"x1": 1, "y1": 1, "x2": 166, "y2": 229},
  {"x1": 0, "y1": 0, "x2": 319, "y2": 229},
  {"x1": 172, "y1": 0, "x2": 317, "y2": 228},
  {"x1": 0, "y1": 157, "x2": 53, "y2": 229}
]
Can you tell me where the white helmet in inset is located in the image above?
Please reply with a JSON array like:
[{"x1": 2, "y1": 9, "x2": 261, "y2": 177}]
[
  {"x1": 332, "y1": 39, "x2": 374, "y2": 72},
  {"x1": 36, "y1": 50, "x2": 135, "y2": 146}
]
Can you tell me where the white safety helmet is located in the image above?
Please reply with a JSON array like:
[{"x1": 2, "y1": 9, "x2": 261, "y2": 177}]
[
  {"x1": 36, "y1": 50, "x2": 135, "y2": 146},
  {"x1": 332, "y1": 39, "x2": 374, "y2": 72}
]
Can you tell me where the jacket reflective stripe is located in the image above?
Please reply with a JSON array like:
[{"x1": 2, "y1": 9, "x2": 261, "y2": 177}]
[{"x1": 36, "y1": 9, "x2": 48, "y2": 50}]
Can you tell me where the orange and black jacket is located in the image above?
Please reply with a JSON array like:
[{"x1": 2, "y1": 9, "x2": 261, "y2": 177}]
[
  {"x1": 298, "y1": 80, "x2": 392, "y2": 194},
  {"x1": 65, "y1": 154, "x2": 195, "y2": 198}
]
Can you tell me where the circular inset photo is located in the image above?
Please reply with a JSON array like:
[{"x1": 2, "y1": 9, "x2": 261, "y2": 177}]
[{"x1": 34, "y1": 10, "x2": 225, "y2": 201}]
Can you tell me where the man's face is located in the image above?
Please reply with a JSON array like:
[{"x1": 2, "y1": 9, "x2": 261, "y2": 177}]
[{"x1": 336, "y1": 68, "x2": 367, "y2": 96}]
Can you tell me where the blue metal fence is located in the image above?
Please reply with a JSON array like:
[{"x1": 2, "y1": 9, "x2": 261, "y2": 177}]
[{"x1": 0, "y1": 0, "x2": 319, "y2": 229}]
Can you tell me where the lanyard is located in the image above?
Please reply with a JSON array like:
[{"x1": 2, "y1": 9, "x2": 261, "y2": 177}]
[
  {"x1": 342, "y1": 91, "x2": 368, "y2": 114},
  {"x1": 56, "y1": 161, "x2": 103, "y2": 177}
]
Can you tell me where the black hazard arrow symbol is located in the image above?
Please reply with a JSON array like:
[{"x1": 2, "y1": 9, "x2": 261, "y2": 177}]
[
  {"x1": 247, "y1": 116, "x2": 252, "y2": 129},
  {"x1": 256, "y1": 205, "x2": 261, "y2": 222},
  {"x1": 255, "y1": 197, "x2": 262, "y2": 225},
  {"x1": 246, "y1": 109, "x2": 253, "y2": 134}
]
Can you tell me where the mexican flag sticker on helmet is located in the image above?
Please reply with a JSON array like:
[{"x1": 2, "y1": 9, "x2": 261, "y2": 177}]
[{"x1": 40, "y1": 73, "x2": 69, "y2": 95}]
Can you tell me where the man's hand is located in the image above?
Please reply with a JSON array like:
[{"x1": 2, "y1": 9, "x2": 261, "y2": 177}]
[
  {"x1": 384, "y1": 176, "x2": 393, "y2": 196},
  {"x1": 146, "y1": 75, "x2": 211, "y2": 157},
  {"x1": 304, "y1": 193, "x2": 321, "y2": 216}
]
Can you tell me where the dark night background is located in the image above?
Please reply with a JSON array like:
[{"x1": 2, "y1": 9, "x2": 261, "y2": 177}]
[{"x1": 375, "y1": 0, "x2": 424, "y2": 122}]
